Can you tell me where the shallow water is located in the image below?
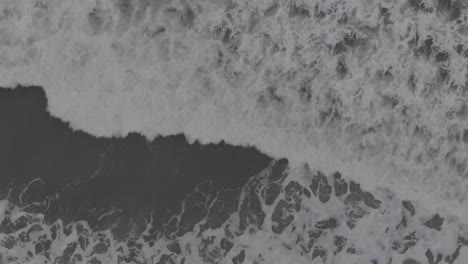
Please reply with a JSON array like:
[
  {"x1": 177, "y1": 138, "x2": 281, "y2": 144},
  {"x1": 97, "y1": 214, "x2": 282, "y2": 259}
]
[
  {"x1": 1, "y1": 0, "x2": 468, "y2": 263},
  {"x1": 0, "y1": 87, "x2": 467, "y2": 263},
  {"x1": 1, "y1": 0, "x2": 468, "y2": 216},
  {"x1": 0, "y1": 86, "x2": 270, "y2": 233}
]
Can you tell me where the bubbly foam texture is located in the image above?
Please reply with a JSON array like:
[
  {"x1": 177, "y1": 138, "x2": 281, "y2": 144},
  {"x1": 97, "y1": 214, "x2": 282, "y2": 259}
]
[
  {"x1": 1, "y1": 161, "x2": 468, "y2": 264},
  {"x1": 1, "y1": 0, "x2": 468, "y2": 216}
]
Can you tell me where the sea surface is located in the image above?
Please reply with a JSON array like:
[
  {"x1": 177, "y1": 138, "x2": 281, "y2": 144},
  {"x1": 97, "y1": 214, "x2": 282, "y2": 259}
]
[{"x1": 1, "y1": 0, "x2": 468, "y2": 263}]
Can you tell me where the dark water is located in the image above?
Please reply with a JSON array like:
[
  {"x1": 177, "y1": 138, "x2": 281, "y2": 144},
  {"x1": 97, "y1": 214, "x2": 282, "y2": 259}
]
[
  {"x1": 0, "y1": 86, "x2": 271, "y2": 237},
  {"x1": 1, "y1": 88, "x2": 467, "y2": 264}
]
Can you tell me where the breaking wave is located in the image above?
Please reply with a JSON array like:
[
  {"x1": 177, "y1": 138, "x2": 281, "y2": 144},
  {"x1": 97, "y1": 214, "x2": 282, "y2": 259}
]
[
  {"x1": 1, "y1": 0, "x2": 468, "y2": 213},
  {"x1": 1, "y1": 0, "x2": 468, "y2": 262}
]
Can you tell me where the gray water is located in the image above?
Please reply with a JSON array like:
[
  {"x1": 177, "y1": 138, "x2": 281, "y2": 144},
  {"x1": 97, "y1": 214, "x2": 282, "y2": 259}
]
[
  {"x1": 0, "y1": 87, "x2": 467, "y2": 264},
  {"x1": 1, "y1": 0, "x2": 468, "y2": 263}
]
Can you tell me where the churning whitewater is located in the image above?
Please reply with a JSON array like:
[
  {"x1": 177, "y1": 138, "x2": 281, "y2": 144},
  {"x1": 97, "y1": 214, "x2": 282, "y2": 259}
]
[
  {"x1": 1, "y1": 0, "x2": 468, "y2": 212},
  {"x1": 1, "y1": 0, "x2": 468, "y2": 263}
]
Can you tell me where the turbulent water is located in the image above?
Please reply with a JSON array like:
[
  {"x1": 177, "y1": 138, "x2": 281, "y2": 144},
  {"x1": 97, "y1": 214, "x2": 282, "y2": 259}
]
[
  {"x1": 1, "y1": 160, "x2": 468, "y2": 263},
  {"x1": 1, "y1": 0, "x2": 468, "y2": 263}
]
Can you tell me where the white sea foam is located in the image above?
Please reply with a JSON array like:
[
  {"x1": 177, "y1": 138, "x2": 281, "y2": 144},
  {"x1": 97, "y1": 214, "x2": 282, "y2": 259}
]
[
  {"x1": 1, "y1": 163, "x2": 467, "y2": 264},
  {"x1": 0, "y1": 0, "x2": 468, "y2": 219},
  {"x1": 0, "y1": 200, "x2": 7, "y2": 224}
]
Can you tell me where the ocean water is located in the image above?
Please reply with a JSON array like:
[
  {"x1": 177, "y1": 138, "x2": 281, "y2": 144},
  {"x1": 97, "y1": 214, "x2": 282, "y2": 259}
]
[{"x1": 0, "y1": 0, "x2": 468, "y2": 263}]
